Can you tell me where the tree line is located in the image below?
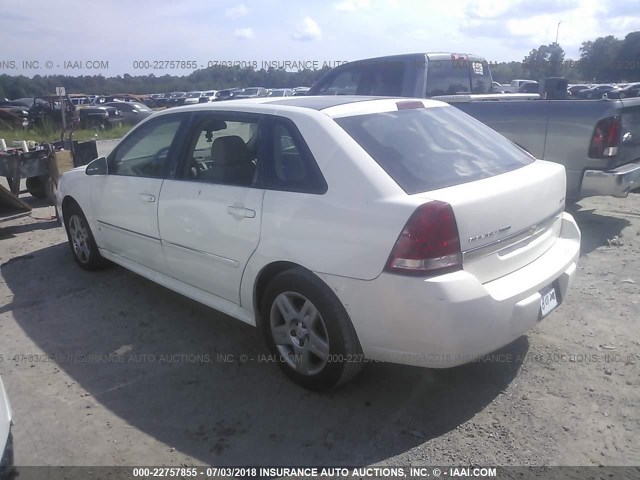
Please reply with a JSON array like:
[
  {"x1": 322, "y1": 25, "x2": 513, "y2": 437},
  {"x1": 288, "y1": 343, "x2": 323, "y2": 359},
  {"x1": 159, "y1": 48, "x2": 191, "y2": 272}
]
[
  {"x1": 1, "y1": 31, "x2": 639, "y2": 99},
  {"x1": 491, "y1": 31, "x2": 640, "y2": 84},
  {"x1": 0, "y1": 66, "x2": 332, "y2": 100}
]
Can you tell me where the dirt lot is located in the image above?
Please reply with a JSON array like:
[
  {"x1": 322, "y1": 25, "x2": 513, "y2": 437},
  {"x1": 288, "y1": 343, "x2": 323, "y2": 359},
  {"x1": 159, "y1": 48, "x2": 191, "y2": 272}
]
[{"x1": 0, "y1": 177, "x2": 638, "y2": 466}]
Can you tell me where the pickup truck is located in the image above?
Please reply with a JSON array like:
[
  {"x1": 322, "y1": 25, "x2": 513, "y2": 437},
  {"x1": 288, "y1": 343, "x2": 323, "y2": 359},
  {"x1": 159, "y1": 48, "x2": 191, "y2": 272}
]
[{"x1": 307, "y1": 52, "x2": 640, "y2": 200}]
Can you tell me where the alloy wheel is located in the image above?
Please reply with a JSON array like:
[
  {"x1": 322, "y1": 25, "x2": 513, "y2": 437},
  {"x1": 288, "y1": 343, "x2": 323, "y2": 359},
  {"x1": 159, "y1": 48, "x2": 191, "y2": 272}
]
[
  {"x1": 68, "y1": 214, "x2": 91, "y2": 264},
  {"x1": 269, "y1": 291, "x2": 330, "y2": 375}
]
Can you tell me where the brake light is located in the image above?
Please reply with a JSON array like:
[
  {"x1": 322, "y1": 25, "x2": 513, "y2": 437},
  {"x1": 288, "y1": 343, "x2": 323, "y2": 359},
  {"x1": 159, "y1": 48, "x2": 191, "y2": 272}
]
[
  {"x1": 396, "y1": 100, "x2": 425, "y2": 110},
  {"x1": 588, "y1": 116, "x2": 621, "y2": 158},
  {"x1": 451, "y1": 53, "x2": 469, "y2": 61},
  {"x1": 385, "y1": 201, "x2": 462, "y2": 276}
]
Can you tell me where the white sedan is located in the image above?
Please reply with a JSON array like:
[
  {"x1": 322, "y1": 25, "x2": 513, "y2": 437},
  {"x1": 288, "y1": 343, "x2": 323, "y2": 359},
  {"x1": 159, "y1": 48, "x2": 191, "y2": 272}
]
[{"x1": 56, "y1": 96, "x2": 581, "y2": 390}]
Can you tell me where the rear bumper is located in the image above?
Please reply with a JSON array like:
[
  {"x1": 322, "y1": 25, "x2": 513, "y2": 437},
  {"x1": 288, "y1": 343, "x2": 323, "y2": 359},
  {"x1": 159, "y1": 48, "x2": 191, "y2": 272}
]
[
  {"x1": 318, "y1": 212, "x2": 581, "y2": 368},
  {"x1": 580, "y1": 160, "x2": 640, "y2": 198}
]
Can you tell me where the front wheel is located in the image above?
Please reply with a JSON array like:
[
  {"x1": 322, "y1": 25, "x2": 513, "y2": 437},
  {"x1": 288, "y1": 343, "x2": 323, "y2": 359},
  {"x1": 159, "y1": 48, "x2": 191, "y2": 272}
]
[
  {"x1": 63, "y1": 203, "x2": 108, "y2": 270},
  {"x1": 261, "y1": 269, "x2": 364, "y2": 391}
]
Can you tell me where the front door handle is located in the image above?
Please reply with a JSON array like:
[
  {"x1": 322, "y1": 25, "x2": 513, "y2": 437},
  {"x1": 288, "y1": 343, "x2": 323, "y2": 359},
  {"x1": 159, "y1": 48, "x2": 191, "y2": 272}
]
[
  {"x1": 138, "y1": 193, "x2": 156, "y2": 203},
  {"x1": 227, "y1": 205, "x2": 256, "y2": 219}
]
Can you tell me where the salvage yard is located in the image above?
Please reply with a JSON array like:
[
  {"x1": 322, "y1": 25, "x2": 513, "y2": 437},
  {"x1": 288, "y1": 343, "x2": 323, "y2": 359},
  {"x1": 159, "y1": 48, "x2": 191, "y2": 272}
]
[{"x1": 0, "y1": 185, "x2": 638, "y2": 466}]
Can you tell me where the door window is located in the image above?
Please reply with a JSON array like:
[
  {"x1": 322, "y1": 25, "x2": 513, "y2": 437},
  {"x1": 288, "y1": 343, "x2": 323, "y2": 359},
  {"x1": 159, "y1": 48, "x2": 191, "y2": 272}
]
[
  {"x1": 182, "y1": 115, "x2": 260, "y2": 187},
  {"x1": 109, "y1": 116, "x2": 182, "y2": 178},
  {"x1": 314, "y1": 68, "x2": 364, "y2": 95}
]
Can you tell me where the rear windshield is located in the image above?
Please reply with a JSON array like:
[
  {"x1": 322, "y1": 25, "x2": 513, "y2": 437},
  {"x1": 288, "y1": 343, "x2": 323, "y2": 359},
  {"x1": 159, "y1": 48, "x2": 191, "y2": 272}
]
[
  {"x1": 426, "y1": 59, "x2": 492, "y2": 96},
  {"x1": 335, "y1": 106, "x2": 534, "y2": 194}
]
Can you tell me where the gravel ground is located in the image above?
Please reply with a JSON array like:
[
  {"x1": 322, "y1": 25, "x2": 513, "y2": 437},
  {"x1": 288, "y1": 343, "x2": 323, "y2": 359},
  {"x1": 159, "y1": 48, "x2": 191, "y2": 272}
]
[{"x1": 0, "y1": 176, "x2": 638, "y2": 466}]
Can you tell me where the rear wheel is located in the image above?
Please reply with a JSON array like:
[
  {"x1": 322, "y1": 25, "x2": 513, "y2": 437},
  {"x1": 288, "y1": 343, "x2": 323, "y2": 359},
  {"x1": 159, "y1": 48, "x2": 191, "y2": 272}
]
[
  {"x1": 26, "y1": 175, "x2": 54, "y2": 201},
  {"x1": 63, "y1": 203, "x2": 108, "y2": 270},
  {"x1": 261, "y1": 268, "x2": 364, "y2": 391}
]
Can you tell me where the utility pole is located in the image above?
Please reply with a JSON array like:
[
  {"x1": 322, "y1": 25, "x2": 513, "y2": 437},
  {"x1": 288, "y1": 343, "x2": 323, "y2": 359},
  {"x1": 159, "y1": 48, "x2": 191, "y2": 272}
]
[{"x1": 555, "y1": 21, "x2": 562, "y2": 44}]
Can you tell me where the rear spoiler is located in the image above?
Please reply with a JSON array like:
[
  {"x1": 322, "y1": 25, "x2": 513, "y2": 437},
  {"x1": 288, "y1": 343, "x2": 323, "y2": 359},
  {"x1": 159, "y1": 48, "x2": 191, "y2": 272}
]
[{"x1": 431, "y1": 93, "x2": 541, "y2": 103}]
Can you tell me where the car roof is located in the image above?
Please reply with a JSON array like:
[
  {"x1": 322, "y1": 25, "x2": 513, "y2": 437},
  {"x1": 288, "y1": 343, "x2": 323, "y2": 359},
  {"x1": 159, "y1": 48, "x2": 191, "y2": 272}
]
[
  {"x1": 149, "y1": 95, "x2": 447, "y2": 121},
  {"x1": 340, "y1": 52, "x2": 486, "y2": 62},
  {"x1": 266, "y1": 96, "x2": 380, "y2": 110}
]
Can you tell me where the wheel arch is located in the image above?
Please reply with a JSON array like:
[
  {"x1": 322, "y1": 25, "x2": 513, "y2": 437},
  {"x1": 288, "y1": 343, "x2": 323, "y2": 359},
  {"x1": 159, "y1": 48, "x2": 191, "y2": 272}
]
[
  {"x1": 252, "y1": 261, "x2": 311, "y2": 329},
  {"x1": 61, "y1": 195, "x2": 81, "y2": 225}
]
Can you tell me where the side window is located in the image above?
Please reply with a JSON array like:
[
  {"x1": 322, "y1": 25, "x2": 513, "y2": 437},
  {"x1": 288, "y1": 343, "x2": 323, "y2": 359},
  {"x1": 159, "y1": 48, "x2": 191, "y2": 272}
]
[
  {"x1": 264, "y1": 120, "x2": 327, "y2": 194},
  {"x1": 364, "y1": 61, "x2": 405, "y2": 96},
  {"x1": 315, "y1": 68, "x2": 364, "y2": 95},
  {"x1": 110, "y1": 116, "x2": 182, "y2": 178},
  {"x1": 182, "y1": 115, "x2": 259, "y2": 187}
]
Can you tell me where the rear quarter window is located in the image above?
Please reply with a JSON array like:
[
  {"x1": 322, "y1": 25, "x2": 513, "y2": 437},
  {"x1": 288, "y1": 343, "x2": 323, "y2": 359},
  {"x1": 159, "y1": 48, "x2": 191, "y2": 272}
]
[{"x1": 335, "y1": 106, "x2": 534, "y2": 194}]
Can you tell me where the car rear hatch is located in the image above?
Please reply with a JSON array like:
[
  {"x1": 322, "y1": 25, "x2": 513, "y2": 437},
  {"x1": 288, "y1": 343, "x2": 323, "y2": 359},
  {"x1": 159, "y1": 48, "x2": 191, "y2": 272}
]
[
  {"x1": 334, "y1": 101, "x2": 567, "y2": 284},
  {"x1": 414, "y1": 160, "x2": 566, "y2": 284}
]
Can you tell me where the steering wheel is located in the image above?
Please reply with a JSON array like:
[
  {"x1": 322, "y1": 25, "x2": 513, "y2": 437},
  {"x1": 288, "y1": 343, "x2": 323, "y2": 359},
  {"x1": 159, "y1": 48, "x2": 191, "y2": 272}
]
[
  {"x1": 151, "y1": 146, "x2": 170, "y2": 165},
  {"x1": 151, "y1": 146, "x2": 171, "y2": 175},
  {"x1": 188, "y1": 159, "x2": 208, "y2": 178},
  {"x1": 132, "y1": 146, "x2": 170, "y2": 176}
]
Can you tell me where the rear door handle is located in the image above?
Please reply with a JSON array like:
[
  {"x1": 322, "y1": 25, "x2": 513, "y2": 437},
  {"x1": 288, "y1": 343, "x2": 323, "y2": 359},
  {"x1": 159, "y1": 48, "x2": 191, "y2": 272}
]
[
  {"x1": 138, "y1": 193, "x2": 156, "y2": 203},
  {"x1": 227, "y1": 205, "x2": 256, "y2": 219}
]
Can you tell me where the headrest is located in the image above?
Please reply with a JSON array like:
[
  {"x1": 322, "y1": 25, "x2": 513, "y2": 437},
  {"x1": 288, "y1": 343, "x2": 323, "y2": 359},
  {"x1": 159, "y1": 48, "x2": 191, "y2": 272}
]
[{"x1": 211, "y1": 135, "x2": 251, "y2": 165}]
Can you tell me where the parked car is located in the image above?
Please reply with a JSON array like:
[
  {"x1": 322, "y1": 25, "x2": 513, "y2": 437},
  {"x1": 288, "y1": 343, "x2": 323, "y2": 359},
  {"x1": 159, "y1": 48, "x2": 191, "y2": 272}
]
[
  {"x1": 518, "y1": 81, "x2": 539, "y2": 93},
  {"x1": 234, "y1": 87, "x2": 267, "y2": 99},
  {"x1": 182, "y1": 91, "x2": 203, "y2": 105},
  {"x1": 308, "y1": 53, "x2": 640, "y2": 200},
  {"x1": 94, "y1": 94, "x2": 149, "y2": 105},
  {"x1": 76, "y1": 104, "x2": 123, "y2": 129},
  {"x1": 153, "y1": 93, "x2": 172, "y2": 108},
  {"x1": 503, "y1": 79, "x2": 536, "y2": 93},
  {"x1": 103, "y1": 101, "x2": 153, "y2": 124},
  {"x1": 165, "y1": 92, "x2": 188, "y2": 108},
  {"x1": 607, "y1": 83, "x2": 640, "y2": 99},
  {"x1": 57, "y1": 96, "x2": 581, "y2": 390},
  {"x1": 215, "y1": 88, "x2": 242, "y2": 101},
  {"x1": 291, "y1": 87, "x2": 310, "y2": 96},
  {"x1": 199, "y1": 90, "x2": 218, "y2": 103},
  {"x1": 0, "y1": 375, "x2": 14, "y2": 479},
  {"x1": 0, "y1": 105, "x2": 29, "y2": 129},
  {"x1": 29, "y1": 96, "x2": 122, "y2": 130},
  {"x1": 576, "y1": 84, "x2": 616, "y2": 99},
  {"x1": 70, "y1": 95, "x2": 92, "y2": 106},
  {"x1": 267, "y1": 88, "x2": 293, "y2": 97},
  {"x1": 492, "y1": 81, "x2": 505, "y2": 93},
  {"x1": 568, "y1": 84, "x2": 590, "y2": 96}
]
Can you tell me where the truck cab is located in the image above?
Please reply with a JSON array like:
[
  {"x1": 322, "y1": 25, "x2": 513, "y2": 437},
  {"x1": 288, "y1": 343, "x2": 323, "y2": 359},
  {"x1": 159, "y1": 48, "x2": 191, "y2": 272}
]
[{"x1": 308, "y1": 52, "x2": 495, "y2": 98}]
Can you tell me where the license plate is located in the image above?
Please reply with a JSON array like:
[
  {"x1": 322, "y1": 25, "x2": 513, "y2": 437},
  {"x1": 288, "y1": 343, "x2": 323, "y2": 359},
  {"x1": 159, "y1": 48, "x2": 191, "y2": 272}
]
[{"x1": 540, "y1": 285, "x2": 559, "y2": 318}]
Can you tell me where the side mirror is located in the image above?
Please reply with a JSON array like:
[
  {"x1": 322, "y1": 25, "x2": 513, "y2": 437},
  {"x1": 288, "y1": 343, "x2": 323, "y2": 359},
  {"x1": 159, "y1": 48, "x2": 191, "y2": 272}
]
[{"x1": 85, "y1": 156, "x2": 108, "y2": 176}]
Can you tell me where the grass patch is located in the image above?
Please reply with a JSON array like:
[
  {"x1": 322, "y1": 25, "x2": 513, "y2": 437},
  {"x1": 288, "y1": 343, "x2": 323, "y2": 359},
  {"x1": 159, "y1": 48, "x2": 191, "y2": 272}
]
[{"x1": 0, "y1": 124, "x2": 131, "y2": 145}]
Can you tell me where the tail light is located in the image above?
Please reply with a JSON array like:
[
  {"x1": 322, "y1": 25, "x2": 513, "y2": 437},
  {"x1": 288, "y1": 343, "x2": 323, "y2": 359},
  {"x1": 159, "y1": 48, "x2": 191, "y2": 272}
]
[
  {"x1": 588, "y1": 116, "x2": 621, "y2": 158},
  {"x1": 385, "y1": 201, "x2": 462, "y2": 276}
]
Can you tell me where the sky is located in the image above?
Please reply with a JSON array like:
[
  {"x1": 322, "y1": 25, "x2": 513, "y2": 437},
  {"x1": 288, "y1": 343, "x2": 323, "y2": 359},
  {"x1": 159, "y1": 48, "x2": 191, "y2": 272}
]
[{"x1": 1, "y1": 0, "x2": 638, "y2": 78}]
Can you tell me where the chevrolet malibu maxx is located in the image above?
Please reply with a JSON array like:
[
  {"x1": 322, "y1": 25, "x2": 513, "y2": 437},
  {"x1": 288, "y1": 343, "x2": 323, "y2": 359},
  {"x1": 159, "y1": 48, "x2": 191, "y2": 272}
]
[{"x1": 56, "y1": 96, "x2": 581, "y2": 390}]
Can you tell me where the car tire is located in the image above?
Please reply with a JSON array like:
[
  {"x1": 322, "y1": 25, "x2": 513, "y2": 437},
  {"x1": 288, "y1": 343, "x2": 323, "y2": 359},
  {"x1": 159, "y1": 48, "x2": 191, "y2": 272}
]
[
  {"x1": 261, "y1": 268, "x2": 364, "y2": 391},
  {"x1": 26, "y1": 176, "x2": 49, "y2": 199},
  {"x1": 63, "y1": 202, "x2": 108, "y2": 271}
]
